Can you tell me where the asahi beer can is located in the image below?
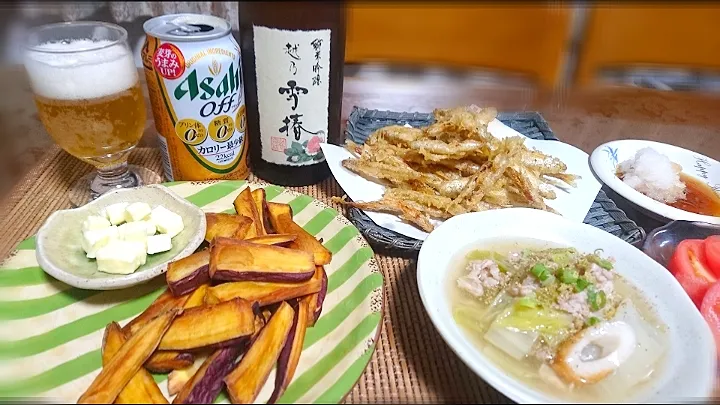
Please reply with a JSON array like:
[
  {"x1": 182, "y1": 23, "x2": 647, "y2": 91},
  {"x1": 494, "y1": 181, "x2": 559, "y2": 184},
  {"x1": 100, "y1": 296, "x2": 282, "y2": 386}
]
[{"x1": 142, "y1": 14, "x2": 249, "y2": 181}]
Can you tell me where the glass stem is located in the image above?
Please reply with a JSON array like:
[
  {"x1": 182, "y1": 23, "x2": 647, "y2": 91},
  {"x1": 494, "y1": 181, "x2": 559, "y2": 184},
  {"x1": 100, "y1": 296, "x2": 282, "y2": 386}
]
[{"x1": 90, "y1": 160, "x2": 141, "y2": 199}]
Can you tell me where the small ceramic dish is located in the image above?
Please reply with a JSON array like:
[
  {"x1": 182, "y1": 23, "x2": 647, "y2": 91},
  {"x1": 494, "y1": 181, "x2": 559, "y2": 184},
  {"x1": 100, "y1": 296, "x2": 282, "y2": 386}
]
[
  {"x1": 36, "y1": 184, "x2": 206, "y2": 290},
  {"x1": 643, "y1": 220, "x2": 720, "y2": 267},
  {"x1": 417, "y1": 208, "x2": 716, "y2": 403},
  {"x1": 590, "y1": 139, "x2": 720, "y2": 224}
]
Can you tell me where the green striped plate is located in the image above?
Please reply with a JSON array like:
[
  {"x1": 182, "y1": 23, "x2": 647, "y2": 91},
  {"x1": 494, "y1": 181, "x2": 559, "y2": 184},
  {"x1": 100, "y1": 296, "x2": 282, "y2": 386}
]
[{"x1": 0, "y1": 180, "x2": 384, "y2": 404}]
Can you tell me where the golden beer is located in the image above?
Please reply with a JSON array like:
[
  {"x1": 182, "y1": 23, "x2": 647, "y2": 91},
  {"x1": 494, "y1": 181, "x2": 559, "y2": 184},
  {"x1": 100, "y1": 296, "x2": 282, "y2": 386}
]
[
  {"x1": 34, "y1": 83, "x2": 146, "y2": 161},
  {"x1": 25, "y1": 35, "x2": 146, "y2": 165},
  {"x1": 23, "y1": 21, "x2": 161, "y2": 205}
]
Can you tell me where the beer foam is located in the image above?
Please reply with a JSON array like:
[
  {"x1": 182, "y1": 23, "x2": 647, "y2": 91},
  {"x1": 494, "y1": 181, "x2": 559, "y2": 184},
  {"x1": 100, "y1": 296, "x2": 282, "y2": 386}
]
[{"x1": 25, "y1": 39, "x2": 138, "y2": 100}]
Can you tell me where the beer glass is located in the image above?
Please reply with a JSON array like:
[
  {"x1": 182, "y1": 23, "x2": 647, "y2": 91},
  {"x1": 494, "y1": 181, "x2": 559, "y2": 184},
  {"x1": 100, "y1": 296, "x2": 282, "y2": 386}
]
[{"x1": 24, "y1": 21, "x2": 160, "y2": 206}]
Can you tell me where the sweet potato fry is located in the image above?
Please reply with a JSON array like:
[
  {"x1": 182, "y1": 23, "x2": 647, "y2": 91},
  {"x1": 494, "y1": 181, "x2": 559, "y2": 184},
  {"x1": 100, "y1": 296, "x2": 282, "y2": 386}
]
[
  {"x1": 167, "y1": 351, "x2": 210, "y2": 397},
  {"x1": 208, "y1": 265, "x2": 323, "y2": 307},
  {"x1": 262, "y1": 199, "x2": 276, "y2": 234},
  {"x1": 251, "y1": 314, "x2": 266, "y2": 342},
  {"x1": 123, "y1": 290, "x2": 189, "y2": 336},
  {"x1": 269, "y1": 299, "x2": 309, "y2": 403},
  {"x1": 204, "y1": 288, "x2": 221, "y2": 305},
  {"x1": 78, "y1": 309, "x2": 178, "y2": 404},
  {"x1": 173, "y1": 345, "x2": 245, "y2": 404},
  {"x1": 210, "y1": 238, "x2": 315, "y2": 282},
  {"x1": 306, "y1": 292, "x2": 319, "y2": 327},
  {"x1": 233, "y1": 188, "x2": 263, "y2": 238},
  {"x1": 245, "y1": 233, "x2": 297, "y2": 246},
  {"x1": 166, "y1": 250, "x2": 210, "y2": 297},
  {"x1": 184, "y1": 284, "x2": 209, "y2": 309},
  {"x1": 267, "y1": 202, "x2": 292, "y2": 218},
  {"x1": 102, "y1": 322, "x2": 168, "y2": 404},
  {"x1": 267, "y1": 204, "x2": 332, "y2": 265},
  {"x1": 145, "y1": 351, "x2": 194, "y2": 374},
  {"x1": 224, "y1": 302, "x2": 295, "y2": 404},
  {"x1": 158, "y1": 298, "x2": 254, "y2": 351},
  {"x1": 251, "y1": 188, "x2": 269, "y2": 235},
  {"x1": 312, "y1": 266, "x2": 328, "y2": 324},
  {"x1": 205, "y1": 213, "x2": 253, "y2": 242}
]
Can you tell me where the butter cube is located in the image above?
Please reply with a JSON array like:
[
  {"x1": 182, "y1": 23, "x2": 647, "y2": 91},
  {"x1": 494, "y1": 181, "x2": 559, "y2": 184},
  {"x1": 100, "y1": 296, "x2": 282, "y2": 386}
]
[
  {"x1": 104, "y1": 203, "x2": 129, "y2": 225},
  {"x1": 146, "y1": 234, "x2": 172, "y2": 255},
  {"x1": 81, "y1": 226, "x2": 119, "y2": 259},
  {"x1": 125, "y1": 202, "x2": 152, "y2": 223},
  {"x1": 96, "y1": 240, "x2": 146, "y2": 274},
  {"x1": 149, "y1": 206, "x2": 184, "y2": 238},
  {"x1": 82, "y1": 215, "x2": 111, "y2": 232},
  {"x1": 118, "y1": 222, "x2": 150, "y2": 244}
]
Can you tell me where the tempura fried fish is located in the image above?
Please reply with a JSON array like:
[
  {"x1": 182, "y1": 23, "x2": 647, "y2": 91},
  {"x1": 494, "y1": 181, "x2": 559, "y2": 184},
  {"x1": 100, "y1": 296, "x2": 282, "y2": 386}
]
[{"x1": 337, "y1": 105, "x2": 579, "y2": 232}]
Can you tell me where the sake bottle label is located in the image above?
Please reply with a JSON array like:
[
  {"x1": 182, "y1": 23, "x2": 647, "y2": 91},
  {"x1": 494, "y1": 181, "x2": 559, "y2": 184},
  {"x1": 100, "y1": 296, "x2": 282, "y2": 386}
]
[{"x1": 253, "y1": 25, "x2": 331, "y2": 166}]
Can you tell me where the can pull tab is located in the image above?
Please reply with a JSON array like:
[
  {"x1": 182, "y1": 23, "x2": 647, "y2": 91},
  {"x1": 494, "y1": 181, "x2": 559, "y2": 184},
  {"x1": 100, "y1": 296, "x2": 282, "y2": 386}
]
[{"x1": 166, "y1": 23, "x2": 214, "y2": 36}]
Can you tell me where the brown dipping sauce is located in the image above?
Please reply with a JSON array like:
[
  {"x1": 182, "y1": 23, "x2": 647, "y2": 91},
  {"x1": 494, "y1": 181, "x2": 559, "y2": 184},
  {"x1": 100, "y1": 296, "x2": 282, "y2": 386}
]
[
  {"x1": 616, "y1": 171, "x2": 720, "y2": 216},
  {"x1": 668, "y1": 173, "x2": 720, "y2": 216}
]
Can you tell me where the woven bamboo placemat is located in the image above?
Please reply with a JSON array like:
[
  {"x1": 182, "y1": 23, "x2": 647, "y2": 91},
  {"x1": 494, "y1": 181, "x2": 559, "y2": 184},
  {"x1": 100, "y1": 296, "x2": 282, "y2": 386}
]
[{"x1": 0, "y1": 146, "x2": 511, "y2": 404}]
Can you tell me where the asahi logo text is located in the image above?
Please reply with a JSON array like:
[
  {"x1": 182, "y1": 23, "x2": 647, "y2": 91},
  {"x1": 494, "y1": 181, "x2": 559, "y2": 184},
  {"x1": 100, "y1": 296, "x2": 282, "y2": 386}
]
[{"x1": 173, "y1": 62, "x2": 241, "y2": 118}]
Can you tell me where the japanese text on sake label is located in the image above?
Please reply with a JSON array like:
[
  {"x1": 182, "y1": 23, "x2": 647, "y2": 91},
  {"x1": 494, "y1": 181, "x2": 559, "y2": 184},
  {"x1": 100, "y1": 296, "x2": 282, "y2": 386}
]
[{"x1": 253, "y1": 26, "x2": 331, "y2": 166}]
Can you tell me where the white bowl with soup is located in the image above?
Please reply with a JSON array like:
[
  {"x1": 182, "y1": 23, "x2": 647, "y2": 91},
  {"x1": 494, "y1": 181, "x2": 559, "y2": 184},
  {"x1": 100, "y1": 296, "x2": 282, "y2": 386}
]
[{"x1": 417, "y1": 208, "x2": 716, "y2": 403}]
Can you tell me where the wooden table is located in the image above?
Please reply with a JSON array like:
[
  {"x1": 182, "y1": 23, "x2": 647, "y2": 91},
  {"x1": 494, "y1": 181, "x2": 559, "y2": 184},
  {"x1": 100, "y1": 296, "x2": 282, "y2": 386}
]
[{"x1": 2, "y1": 66, "x2": 719, "y2": 403}]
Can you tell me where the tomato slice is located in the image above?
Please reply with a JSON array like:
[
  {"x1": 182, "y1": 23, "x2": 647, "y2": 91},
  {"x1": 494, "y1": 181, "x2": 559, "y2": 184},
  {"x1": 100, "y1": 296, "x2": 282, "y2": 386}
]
[
  {"x1": 704, "y1": 236, "x2": 720, "y2": 277},
  {"x1": 700, "y1": 282, "x2": 720, "y2": 356},
  {"x1": 668, "y1": 239, "x2": 717, "y2": 307}
]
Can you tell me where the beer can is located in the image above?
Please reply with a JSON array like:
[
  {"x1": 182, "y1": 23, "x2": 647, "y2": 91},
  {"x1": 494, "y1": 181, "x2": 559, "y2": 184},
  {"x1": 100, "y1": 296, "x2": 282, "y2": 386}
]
[{"x1": 142, "y1": 14, "x2": 249, "y2": 181}]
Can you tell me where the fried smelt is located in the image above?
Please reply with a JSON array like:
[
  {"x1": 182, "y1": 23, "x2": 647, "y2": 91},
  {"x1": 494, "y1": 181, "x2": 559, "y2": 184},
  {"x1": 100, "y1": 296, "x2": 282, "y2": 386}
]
[{"x1": 338, "y1": 104, "x2": 580, "y2": 231}]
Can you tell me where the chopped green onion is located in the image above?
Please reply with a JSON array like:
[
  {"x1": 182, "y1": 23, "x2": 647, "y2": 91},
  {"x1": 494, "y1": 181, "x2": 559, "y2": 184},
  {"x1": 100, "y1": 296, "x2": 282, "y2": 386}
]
[
  {"x1": 587, "y1": 289, "x2": 607, "y2": 311},
  {"x1": 515, "y1": 296, "x2": 539, "y2": 309},
  {"x1": 541, "y1": 274, "x2": 556, "y2": 286},
  {"x1": 575, "y1": 277, "x2": 590, "y2": 292},
  {"x1": 588, "y1": 254, "x2": 614, "y2": 270},
  {"x1": 596, "y1": 259, "x2": 613, "y2": 270},
  {"x1": 587, "y1": 317, "x2": 601, "y2": 326},
  {"x1": 551, "y1": 253, "x2": 572, "y2": 267},
  {"x1": 558, "y1": 268, "x2": 579, "y2": 284},
  {"x1": 531, "y1": 263, "x2": 551, "y2": 281}
]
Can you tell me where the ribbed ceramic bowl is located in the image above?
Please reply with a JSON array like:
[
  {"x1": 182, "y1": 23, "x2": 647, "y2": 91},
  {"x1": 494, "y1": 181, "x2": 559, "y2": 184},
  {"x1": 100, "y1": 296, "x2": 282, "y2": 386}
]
[{"x1": 35, "y1": 184, "x2": 206, "y2": 290}]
